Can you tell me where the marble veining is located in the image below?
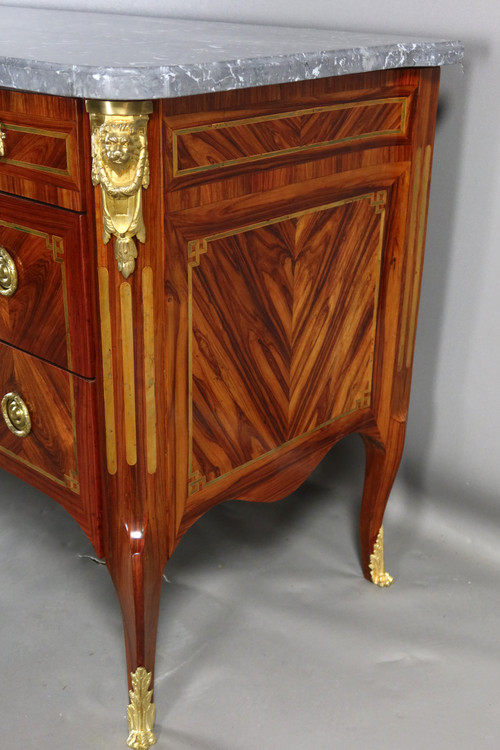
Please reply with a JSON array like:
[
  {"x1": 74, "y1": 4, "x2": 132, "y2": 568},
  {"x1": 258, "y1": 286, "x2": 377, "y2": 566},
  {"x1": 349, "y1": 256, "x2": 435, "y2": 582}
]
[{"x1": 0, "y1": 7, "x2": 464, "y2": 99}]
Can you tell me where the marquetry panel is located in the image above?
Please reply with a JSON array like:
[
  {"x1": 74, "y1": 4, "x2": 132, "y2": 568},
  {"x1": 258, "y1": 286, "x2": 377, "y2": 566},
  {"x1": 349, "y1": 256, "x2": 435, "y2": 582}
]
[
  {"x1": 0, "y1": 192, "x2": 95, "y2": 376},
  {"x1": 188, "y1": 191, "x2": 386, "y2": 492},
  {"x1": 0, "y1": 89, "x2": 84, "y2": 210},
  {"x1": 172, "y1": 97, "x2": 409, "y2": 177}
]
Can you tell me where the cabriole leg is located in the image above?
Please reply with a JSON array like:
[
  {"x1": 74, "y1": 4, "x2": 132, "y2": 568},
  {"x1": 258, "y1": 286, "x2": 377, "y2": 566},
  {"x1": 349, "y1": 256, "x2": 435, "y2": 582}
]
[
  {"x1": 107, "y1": 526, "x2": 163, "y2": 749},
  {"x1": 359, "y1": 420, "x2": 406, "y2": 586}
]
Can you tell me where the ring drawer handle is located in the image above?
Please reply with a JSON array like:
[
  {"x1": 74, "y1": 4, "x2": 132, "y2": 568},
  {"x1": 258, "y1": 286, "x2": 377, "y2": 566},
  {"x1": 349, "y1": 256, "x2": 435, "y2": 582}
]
[
  {"x1": 1, "y1": 392, "x2": 32, "y2": 437},
  {"x1": 0, "y1": 246, "x2": 18, "y2": 297}
]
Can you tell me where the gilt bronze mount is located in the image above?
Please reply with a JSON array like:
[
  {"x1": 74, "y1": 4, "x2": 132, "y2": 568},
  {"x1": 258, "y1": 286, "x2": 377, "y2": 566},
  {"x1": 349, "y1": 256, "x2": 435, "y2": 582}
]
[{"x1": 86, "y1": 100, "x2": 153, "y2": 279}]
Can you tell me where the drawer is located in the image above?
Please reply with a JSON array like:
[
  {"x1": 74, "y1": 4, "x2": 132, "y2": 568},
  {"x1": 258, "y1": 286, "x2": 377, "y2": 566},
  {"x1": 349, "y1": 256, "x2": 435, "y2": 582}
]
[
  {"x1": 0, "y1": 192, "x2": 95, "y2": 377},
  {"x1": 0, "y1": 89, "x2": 84, "y2": 210},
  {"x1": 0, "y1": 340, "x2": 101, "y2": 552}
]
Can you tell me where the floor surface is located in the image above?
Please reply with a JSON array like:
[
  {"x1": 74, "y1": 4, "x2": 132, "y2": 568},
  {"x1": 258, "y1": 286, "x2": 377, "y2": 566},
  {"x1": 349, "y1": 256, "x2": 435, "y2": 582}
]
[{"x1": 1, "y1": 436, "x2": 498, "y2": 749}]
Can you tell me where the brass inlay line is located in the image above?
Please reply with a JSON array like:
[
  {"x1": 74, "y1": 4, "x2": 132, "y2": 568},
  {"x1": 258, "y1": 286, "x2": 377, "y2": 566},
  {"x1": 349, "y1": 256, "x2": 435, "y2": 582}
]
[
  {"x1": 398, "y1": 147, "x2": 422, "y2": 372},
  {"x1": 407, "y1": 144, "x2": 432, "y2": 368},
  {"x1": 68, "y1": 371, "x2": 79, "y2": 475},
  {"x1": 64, "y1": 469, "x2": 80, "y2": 493},
  {"x1": 51, "y1": 235, "x2": 65, "y2": 262},
  {"x1": 188, "y1": 192, "x2": 385, "y2": 254},
  {"x1": 0, "y1": 219, "x2": 65, "y2": 257},
  {"x1": 98, "y1": 267, "x2": 117, "y2": 474},
  {"x1": 0, "y1": 444, "x2": 70, "y2": 488},
  {"x1": 173, "y1": 96, "x2": 408, "y2": 176},
  {"x1": 397, "y1": 145, "x2": 432, "y2": 372},
  {"x1": 0, "y1": 219, "x2": 49, "y2": 241},
  {"x1": 187, "y1": 238, "x2": 208, "y2": 267},
  {"x1": 120, "y1": 282, "x2": 137, "y2": 466},
  {"x1": 188, "y1": 191, "x2": 386, "y2": 494},
  {"x1": 51, "y1": 235, "x2": 73, "y2": 372},
  {"x1": 142, "y1": 266, "x2": 157, "y2": 474},
  {"x1": 0, "y1": 122, "x2": 72, "y2": 176},
  {"x1": 187, "y1": 250, "x2": 195, "y2": 489},
  {"x1": 189, "y1": 404, "x2": 361, "y2": 495}
]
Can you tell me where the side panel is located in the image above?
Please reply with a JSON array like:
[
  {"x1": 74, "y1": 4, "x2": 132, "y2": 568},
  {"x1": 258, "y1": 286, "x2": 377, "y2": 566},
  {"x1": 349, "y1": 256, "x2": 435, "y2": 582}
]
[
  {"x1": 189, "y1": 190, "x2": 386, "y2": 490},
  {"x1": 161, "y1": 69, "x2": 437, "y2": 536}
]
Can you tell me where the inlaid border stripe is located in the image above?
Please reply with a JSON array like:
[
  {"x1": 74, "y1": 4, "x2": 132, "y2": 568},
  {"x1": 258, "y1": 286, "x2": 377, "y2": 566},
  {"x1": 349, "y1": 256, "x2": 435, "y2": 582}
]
[
  {"x1": 0, "y1": 123, "x2": 72, "y2": 176},
  {"x1": 120, "y1": 282, "x2": 137, "y2": 466},
  {"x1": 142, "y1": 266, "x2": 157, "y2": 474},
  {"x1": 97, "y1": 267, "x2": 117, "y2": 474},
  {"x1": 173, "y1": 96, "x2": 408, "y2": 176},
  {"x1": 397, "y1": 144, "x2": 432, "y2": 372},
  {"x1": 407, "y1": 144, "x2": 432, "y2": 367}
]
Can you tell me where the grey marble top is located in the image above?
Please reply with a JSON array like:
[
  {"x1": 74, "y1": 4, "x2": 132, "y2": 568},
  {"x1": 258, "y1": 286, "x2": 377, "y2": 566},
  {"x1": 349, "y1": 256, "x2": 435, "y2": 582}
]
[{"x1": 0, "y1": 7, "x2": 463, "y2": 100}]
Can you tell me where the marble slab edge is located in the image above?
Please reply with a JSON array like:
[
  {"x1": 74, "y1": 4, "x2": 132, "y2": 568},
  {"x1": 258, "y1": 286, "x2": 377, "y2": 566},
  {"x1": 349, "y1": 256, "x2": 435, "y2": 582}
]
[{"x1": 0, "y1": 41, "x2": 463, "y2": 101}]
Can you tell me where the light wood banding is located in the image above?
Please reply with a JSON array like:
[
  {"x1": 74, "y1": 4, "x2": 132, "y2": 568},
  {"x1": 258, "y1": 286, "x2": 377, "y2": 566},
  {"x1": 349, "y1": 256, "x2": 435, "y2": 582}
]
[
  {"x1": 142, "y1": 266, "x2": 157, "y2": 475},
  {"x1": 120, "y1": 281, "x2": 137, "y2": 467}
]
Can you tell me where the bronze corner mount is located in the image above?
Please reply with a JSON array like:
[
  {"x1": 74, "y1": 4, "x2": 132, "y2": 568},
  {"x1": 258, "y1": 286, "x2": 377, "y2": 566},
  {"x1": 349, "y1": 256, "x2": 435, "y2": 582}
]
[{"x1": 86, "y1": 100, "x2": 153, "y2": 279}]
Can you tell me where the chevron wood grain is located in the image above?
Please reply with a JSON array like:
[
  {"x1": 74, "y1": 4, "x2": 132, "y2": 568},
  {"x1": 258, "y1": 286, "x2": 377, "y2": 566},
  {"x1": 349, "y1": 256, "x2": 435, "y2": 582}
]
[{"x1": 188, "y1": 192, "x2": 386, "y2": 489}]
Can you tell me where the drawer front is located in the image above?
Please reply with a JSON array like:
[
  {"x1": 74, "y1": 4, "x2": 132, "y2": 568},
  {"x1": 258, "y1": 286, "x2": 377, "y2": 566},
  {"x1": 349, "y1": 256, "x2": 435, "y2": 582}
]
[
  {"x1": 0, "y1": 340, "x2": 101, "y2": 552},
  {"x1": 0, "y1": 342, "x2": 80, "y2": 490},
  {"x1": 0, "y1": 192, "x2": 95, "y2": 377},
  {"x1": 0, "y1": 89, "x2": 84, "y2": 210}
]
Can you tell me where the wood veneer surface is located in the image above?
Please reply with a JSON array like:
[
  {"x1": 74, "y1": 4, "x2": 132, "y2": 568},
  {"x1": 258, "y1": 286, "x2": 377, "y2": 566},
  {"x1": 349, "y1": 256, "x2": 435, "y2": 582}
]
[
  {"x1": 0, "y1": 191, "x2": 95, "y2": 376},
  {"x1": 0, "y1": 89, "x2": 85, "y2": 210}
]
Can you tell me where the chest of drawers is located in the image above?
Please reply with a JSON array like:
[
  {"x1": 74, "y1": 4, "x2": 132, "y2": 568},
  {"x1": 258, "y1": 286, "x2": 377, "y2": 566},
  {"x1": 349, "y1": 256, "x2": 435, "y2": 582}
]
[{"x1": 0, "y1": 10, "x2": 463, "y2": 749}]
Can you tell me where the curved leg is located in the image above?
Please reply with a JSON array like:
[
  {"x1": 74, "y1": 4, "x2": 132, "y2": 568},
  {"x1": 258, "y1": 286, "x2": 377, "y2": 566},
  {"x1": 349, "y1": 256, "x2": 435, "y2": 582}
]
[
  {"x1": 107, "y1": 524, "x2": 164, "y2": 749},
  {"x1": 359, "y1": 419, "x2": 406, "y2": 585}
]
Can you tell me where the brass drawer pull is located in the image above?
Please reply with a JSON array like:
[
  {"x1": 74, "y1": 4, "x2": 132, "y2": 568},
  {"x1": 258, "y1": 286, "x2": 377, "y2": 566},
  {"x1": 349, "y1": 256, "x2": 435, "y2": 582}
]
[
  {"x1": 0, "y1": 246, "x2": 18, "y2": 297},
  {"x1": 0, "y1": 124, "x2": 5, "y2": 157},
  {"x1": 1, "y1": 392, "x2": 32, "y2": 437}
]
